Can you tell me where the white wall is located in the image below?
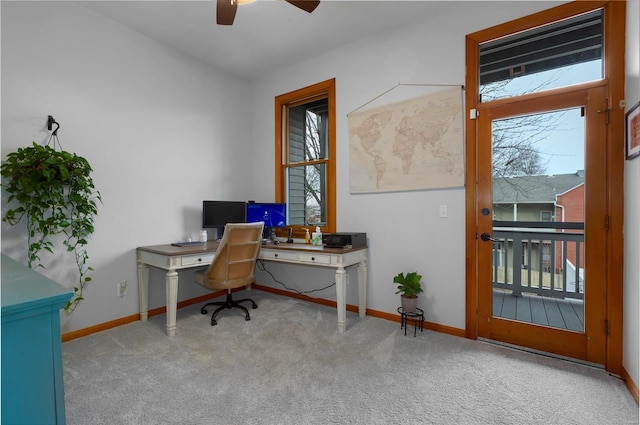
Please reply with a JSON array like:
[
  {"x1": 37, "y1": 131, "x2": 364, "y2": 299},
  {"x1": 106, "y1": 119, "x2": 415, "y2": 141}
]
[
  {"x1": 623, "y1": 0, "x2": 640, "y2": 394},
  {"x1": 248, "y1": 1, "x2": 563, "y2": 330},
  {"x1": 1, "y1": 2, "x2": 253, "y2": 332}
]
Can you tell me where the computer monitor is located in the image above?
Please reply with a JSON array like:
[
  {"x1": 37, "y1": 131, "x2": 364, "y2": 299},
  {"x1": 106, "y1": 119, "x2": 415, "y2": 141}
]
[
  {"x1": 202, "y1": 200, "x2": 246, "y2": 238},
  {"x1": 245, "y1": 202, "x2": 286, "y2": 239}
]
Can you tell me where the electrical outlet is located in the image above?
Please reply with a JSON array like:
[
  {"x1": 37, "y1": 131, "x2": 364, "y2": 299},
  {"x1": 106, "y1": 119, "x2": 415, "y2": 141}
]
[{"x1": 117, "y1": 280, "x2": 127, "y2": 297}]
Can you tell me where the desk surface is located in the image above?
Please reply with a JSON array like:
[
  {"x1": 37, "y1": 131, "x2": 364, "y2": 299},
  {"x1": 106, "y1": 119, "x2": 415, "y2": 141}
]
[
  {"x1": 137, "y1": 241, "x2": 366, "y2": 256},
  {"x1": 137, "y1": 240, "x2": 220, "y2": 256}
]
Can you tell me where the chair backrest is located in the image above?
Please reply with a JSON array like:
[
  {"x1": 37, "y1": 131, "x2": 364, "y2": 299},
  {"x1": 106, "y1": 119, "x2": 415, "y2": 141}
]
[{"x1": 199, "y1": 222, "x2": 264, "y2": 290}]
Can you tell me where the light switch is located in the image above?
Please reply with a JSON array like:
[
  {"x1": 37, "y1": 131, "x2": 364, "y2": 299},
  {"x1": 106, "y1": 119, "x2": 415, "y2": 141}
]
[{"x1": 439, "y1": 205, "x2": 448, "y2": 218}]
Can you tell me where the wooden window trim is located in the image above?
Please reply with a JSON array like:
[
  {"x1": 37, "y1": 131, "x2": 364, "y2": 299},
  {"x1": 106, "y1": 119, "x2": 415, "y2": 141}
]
[
  {"x1": 274, "y1": 78, "x2": 336, "y2": 237},
  {"x1": 464, "y1": 1, "x2": 625, "y2": 373}
]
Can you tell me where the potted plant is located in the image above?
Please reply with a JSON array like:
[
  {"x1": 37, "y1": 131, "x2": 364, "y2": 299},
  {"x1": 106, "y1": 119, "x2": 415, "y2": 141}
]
[
  {"x1": 393, "y1": 271, "x2": 423, "y2": 313},
  {"x1": 1, "y1": 142, "x2": 101, "y2": 314}
]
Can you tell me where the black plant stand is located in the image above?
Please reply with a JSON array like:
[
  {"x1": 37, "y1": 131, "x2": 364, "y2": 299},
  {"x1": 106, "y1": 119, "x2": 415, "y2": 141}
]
[{"x1": 397, "y1": 307, "x2": 424, "y2": 337}]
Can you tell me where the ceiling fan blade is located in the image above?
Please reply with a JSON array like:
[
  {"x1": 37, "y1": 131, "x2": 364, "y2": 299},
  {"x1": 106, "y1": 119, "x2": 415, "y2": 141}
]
[
  {"x1": 217, "y1": 0, "x2": 238, "y2": 25},
  {"x1": 285, "y1": 0, "x2": 320, "y2": 14}
]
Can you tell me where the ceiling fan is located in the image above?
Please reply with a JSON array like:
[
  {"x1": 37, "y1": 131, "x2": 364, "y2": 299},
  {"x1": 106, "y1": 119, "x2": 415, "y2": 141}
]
[{"x1": 217, "y1": 0, "x2": 320, "y2": 25}]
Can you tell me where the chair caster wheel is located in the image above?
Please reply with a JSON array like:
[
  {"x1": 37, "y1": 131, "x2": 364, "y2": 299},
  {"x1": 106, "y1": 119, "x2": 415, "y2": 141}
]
[
  {"x1": 245, "y1": 316, "x2": 251, "y2": 321},
  {"x1": 211, "y1": 319, "x2": 217, "y2": 326},
  {"x1": 252, "y1": 303, "x2": 258, "y2": 309},
  {"x1": 201, "y1": 308, "x2": 208, "y2": 315}
]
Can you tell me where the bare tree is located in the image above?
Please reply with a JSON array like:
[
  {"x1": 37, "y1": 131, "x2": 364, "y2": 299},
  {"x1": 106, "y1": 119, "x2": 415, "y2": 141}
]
[
  {"x1": 491, "y1": 111, "x2": 565, "y2": 178},
  {"x1": 481, "y1": 74, "x2": 567, "y2": 178},
  {"x1": 303, "y1": 110, "x2": 325, "y2": 224}
]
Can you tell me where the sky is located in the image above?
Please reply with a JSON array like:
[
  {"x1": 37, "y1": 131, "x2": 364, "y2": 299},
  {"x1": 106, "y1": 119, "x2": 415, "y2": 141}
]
[{"x1": 484, "y1": 60, "x2": 602, "y2": 176}]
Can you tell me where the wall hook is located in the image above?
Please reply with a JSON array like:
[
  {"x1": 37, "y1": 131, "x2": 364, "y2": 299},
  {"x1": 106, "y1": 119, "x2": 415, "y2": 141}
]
[
  {"x1": 47, "y1": 115, "x2": 60, "y2": 136},
  {"x1": 46, "y1": 115, "x2": 63, "y2": 150}
]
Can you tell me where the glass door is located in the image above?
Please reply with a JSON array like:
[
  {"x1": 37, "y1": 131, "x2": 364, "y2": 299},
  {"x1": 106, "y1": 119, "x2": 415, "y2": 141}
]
[{"x1": 477, "y1": 85, "x2": 608, "y2": 364}]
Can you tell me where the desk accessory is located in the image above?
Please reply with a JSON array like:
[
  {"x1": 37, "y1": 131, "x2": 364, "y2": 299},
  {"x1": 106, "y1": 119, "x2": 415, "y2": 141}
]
[
  {"x1": 311, "y1": 226, "x2": 323, "y2": 246},
  {"x1": 322, "y1": 232, "x2": 367, "y2": 248}
]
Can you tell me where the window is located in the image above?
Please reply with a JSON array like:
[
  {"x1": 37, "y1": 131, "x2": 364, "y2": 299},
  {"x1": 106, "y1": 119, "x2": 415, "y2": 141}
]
[
  {"x1": 479, "y1": 10, "x2": 603, "y2": 102},
  {"x1": 542, "y1": 243, "x2": 552, "y2": 273},
  {"x1": 541, "y1": 211, "x2": 552, "y2": 222},
  {"x1": 275, "y1": 79, "x2": 336, "y2": 236}
]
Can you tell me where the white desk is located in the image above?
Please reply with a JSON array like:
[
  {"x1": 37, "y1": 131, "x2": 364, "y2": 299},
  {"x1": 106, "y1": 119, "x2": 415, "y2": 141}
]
[{"x1": 136, "y1": 241, "x2": 367, "y2": 336}]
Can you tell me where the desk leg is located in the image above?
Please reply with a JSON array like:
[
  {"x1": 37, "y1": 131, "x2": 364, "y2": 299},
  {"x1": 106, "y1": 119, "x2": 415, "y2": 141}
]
[
  {"x1": 336, "y1": 267, "x2": 347, "y2": 333},
  {"x1": 137, "y1": 262, "x2": 149, "y2": 321},
  {"x1": 165, "y1": 269, "x2": 179, "y2": 337},
  {"x1": 358, "y1": 259, "x2": 367, "y2": 318}
]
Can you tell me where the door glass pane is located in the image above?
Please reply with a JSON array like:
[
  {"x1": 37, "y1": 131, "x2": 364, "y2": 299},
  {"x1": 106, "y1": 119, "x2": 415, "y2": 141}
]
[
  {"x1": 491, "y1": 108, "x2": 585, "y2": 332},
  {"x1": 286, "y1": 164, "x2": 326, "y2": 227},
  {"x1": 480, "y1": 10, "x2": 603, "y2": 102}
]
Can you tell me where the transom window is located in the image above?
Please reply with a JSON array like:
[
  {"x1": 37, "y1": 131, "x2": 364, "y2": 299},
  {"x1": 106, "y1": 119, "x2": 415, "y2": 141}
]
[
  {"x1": 275, "y1": 79, "x2": 336, "y2": 236},
  {"x1": 479, "y1": 9, "x2": 603, "y2": 102}
]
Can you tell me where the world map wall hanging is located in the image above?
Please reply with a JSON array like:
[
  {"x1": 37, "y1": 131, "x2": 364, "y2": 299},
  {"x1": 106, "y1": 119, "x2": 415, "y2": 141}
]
[{"x1": 348, "y1": 85, "x2": 464, "y2": 194}]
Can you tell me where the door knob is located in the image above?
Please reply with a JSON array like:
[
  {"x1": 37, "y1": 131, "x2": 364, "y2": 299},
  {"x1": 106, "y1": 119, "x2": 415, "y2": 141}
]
[{"x1": 480, "y1": 233, "x2": 497, "y2": 242}]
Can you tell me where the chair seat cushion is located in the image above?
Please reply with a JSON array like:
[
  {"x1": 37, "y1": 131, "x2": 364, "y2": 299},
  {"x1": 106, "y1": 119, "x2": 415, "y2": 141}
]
[{"x1": 194, "y1": 269, "x2": 254, "y2": 290}]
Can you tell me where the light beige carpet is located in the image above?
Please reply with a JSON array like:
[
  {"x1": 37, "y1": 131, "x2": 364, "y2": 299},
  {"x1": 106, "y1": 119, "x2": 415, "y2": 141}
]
[{"x1": 63, "y1": 292, "x2": 639, "y2": 425}]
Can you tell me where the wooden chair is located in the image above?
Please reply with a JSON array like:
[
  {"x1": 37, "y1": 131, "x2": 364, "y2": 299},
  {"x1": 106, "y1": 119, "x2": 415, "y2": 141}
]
[{"x1": 194, "y1": 222, "x2": 264, "y2": 326}]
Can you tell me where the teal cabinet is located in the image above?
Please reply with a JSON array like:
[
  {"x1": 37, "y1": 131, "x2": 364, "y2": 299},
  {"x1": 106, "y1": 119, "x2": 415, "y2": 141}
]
[{"x1": 1, "y1": 254, "x2": 73, "y2": 425}]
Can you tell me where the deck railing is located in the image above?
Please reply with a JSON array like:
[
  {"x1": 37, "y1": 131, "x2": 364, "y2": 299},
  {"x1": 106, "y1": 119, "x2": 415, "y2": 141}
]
[{"x1": 491, "y1": 221, "x2": 584, "y2": 300}]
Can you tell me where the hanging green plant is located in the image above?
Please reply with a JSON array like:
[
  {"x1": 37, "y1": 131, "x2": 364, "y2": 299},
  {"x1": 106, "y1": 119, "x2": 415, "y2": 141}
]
[{"x1": 1, "y1": 141, "x2": 101, "y2": 314}]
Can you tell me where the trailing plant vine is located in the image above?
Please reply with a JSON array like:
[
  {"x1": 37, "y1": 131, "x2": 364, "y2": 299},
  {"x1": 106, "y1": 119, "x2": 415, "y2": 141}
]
[{"x1": 1, "y1": 142, "x2": 101, "y2": 313}]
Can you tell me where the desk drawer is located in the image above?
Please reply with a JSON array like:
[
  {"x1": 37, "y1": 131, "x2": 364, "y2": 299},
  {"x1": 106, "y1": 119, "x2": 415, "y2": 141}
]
[
  {"x1": 261, "y1": 250, "x2": 298, "y2": 262},
  {"x1": 180, "y1": 254, "x2": 213, "y2": 267},
  {"x1": 298, "y1": 253, "x2": 332, "y2": 265}
]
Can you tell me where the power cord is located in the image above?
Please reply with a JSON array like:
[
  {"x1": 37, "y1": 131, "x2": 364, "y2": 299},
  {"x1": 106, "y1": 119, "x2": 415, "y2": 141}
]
[{"x1": 256, "y1": 259, "x2": 336, "y2": 295}]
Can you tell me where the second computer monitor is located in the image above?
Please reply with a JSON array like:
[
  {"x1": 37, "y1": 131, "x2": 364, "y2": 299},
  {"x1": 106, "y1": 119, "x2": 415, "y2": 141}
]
[
  {"x1": 202, "y1": 200, "x2": 247, "y2": 239},
  {"x1": 246, "y1": 202, "x2": 286, "y2": 239}
]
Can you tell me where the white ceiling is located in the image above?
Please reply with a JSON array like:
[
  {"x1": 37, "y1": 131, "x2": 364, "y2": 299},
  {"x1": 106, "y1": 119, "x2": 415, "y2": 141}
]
[{"x1": 80, "y1": 0, "x2": 447, "y2": 81}]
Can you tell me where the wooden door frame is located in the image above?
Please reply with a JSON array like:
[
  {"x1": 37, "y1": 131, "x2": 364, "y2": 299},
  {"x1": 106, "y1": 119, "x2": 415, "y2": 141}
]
[{"x1": 464, "y1": 1, "x2": 626, "y2": 373}]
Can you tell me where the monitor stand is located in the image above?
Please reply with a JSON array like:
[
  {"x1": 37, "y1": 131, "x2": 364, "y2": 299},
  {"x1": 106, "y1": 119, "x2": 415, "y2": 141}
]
[{"x1": 262, "y1": 227, "x2": 279, "y2": 245}]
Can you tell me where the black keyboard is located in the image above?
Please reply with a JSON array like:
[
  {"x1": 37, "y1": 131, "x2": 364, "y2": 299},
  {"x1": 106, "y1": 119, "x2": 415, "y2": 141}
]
[{"x1": 171, "y1": 241, "x2": 205, "y2": 247}]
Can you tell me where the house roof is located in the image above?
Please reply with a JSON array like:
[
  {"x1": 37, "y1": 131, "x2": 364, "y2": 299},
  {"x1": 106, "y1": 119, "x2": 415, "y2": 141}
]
[{"x1": 493, "y1": 171, "x2": 584, "y2": 204}]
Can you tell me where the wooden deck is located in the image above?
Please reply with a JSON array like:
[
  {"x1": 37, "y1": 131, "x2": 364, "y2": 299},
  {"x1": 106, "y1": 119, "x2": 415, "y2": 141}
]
[{"x1": 493, "y1": 290, "x2": 584, "y2": 332}]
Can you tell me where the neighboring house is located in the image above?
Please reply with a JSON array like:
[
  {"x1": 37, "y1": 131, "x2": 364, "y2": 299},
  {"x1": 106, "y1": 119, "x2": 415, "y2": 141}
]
[
  {"x1": 493, "y1": 170, "x2": 585, "y2": 223},
  {"x1": 555, "y1": 182, "x2": 585, "y2": 270},
  {"x1": 492, "y1": 171, "x2": 585, "y2": 295}
]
